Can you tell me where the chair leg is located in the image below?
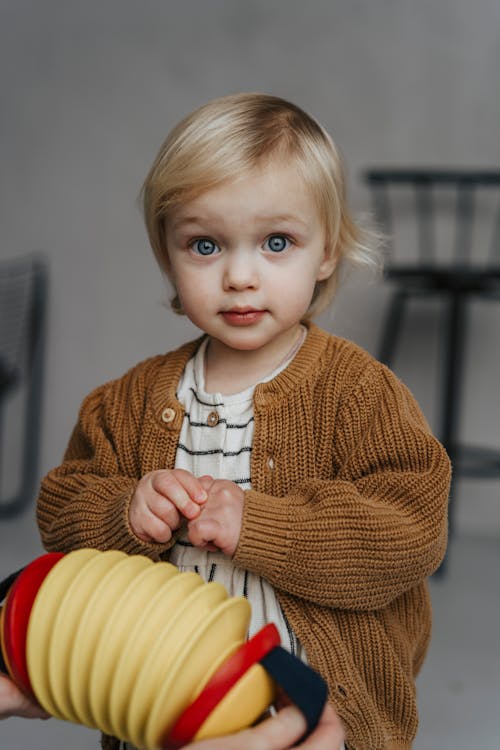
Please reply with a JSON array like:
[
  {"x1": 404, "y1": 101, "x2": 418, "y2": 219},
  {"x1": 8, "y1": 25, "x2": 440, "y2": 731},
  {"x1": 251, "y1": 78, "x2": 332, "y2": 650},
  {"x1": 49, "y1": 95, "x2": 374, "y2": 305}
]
[
  {"x1": 378, "y1": 290, "x2": 407, "y2": 366},
  {"x1": 0, "y1": 261, "x2": 47, "y2": 519},
  {"x1": 440, "y1": 292, "x2": 467, "y2": 553}
]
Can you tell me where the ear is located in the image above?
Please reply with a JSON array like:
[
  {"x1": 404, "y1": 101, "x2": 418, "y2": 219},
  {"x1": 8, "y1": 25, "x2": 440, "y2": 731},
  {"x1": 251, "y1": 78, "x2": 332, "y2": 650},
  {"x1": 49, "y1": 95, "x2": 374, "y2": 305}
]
[{"x1": 316, "y1": 246, "x2": 337, "y2": 281}]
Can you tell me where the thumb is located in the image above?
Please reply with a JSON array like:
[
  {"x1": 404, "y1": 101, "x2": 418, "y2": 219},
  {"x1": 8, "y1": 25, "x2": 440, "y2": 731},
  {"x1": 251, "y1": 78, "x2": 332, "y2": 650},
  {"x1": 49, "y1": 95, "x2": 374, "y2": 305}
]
[{"x1": 198, "y1": 474, "x2": 215, "y2": 492}]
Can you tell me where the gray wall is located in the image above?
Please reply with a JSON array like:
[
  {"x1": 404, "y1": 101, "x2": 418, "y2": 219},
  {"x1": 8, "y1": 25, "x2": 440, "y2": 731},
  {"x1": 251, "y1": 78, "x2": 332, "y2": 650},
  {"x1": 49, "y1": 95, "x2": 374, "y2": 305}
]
[{"x1": 1, "y1": 0, "x2": 500, "y2": 534}]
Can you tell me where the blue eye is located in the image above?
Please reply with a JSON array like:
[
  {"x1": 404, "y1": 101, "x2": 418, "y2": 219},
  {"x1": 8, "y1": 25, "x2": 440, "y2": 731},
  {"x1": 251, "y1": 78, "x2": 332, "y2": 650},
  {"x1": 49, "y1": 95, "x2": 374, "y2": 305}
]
[
  {"x1": 266, "y1": 235, "x2": 289, "y2": 253},
  {"x1": 192, "y1": 238, "x2": 219, "y2": 256}
]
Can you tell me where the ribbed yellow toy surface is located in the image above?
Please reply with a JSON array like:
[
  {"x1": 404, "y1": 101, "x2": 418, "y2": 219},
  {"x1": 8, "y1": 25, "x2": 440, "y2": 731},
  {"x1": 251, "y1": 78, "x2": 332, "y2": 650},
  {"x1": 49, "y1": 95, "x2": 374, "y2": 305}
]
[{"x1": 24, "y1": 549, "x2": 254, "y2": 749}]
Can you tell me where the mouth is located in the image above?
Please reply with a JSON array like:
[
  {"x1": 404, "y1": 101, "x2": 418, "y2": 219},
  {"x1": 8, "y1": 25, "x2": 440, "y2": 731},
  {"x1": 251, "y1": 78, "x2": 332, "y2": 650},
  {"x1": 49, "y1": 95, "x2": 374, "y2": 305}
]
[{"x1": 220, "y1": 308, "x2": 266, "y2": 326}]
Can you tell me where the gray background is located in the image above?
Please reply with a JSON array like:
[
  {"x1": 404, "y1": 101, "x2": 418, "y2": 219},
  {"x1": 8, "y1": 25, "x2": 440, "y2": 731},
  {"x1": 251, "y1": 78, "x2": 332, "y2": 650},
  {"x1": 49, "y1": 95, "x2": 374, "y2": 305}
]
[
  {"x1": 1, "y1": 0, "x2": 500, "y2": 534},
  {"x1": 1, "y1": 2, "x2": 500, "y2": 748}
]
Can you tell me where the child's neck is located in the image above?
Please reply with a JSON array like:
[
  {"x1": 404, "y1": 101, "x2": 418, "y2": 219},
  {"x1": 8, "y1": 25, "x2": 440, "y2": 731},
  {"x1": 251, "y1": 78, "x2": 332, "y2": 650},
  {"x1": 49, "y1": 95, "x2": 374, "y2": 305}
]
[{"x1": 204, "y1": 326, "x2": 304, "y2": 396}]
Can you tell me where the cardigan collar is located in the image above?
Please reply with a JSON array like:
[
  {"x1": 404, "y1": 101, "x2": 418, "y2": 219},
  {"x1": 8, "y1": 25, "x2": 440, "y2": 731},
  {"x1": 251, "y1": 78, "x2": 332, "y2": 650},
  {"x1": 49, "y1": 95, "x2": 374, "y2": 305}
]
[
  {"x1": 149, "y1": 322, "x2": 331, "y2": 425},
  {"x1": 253, "y1": 322, "x2": 329, "y2": 409}
]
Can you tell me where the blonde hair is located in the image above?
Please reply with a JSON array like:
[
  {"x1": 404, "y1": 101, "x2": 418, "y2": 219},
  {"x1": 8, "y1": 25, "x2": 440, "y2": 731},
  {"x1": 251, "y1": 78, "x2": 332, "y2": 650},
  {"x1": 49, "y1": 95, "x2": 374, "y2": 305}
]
[{"x1": 141, "y1": 93, "x2": 379, "y2": 318}]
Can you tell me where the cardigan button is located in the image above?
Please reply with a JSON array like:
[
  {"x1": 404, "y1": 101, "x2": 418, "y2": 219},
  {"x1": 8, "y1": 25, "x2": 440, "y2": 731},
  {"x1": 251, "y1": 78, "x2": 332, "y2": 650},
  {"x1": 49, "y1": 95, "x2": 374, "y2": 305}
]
[
  {"x1": 267, "y1": 456, "x2": 275, "y2": 470},
  {"x1": 207, "y1": 411, "x2": 219, "y2": 427},
  {"x1": 161, "y1": 407, "x2": 176, "y2": 424}
]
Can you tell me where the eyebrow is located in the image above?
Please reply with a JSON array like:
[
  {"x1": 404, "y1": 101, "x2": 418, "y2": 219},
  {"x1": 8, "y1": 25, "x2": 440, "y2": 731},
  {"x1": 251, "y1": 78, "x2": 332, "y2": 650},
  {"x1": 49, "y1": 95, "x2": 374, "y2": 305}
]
[
  {"x1": 171, "y1": 216, "x2": 209, "y2": 230},
  {"x1": 258, "y1": 214, "x2": 309, "y2": 228},
  {"x1": 172, "y1": 213, "x2": 309, "y2": 230}
]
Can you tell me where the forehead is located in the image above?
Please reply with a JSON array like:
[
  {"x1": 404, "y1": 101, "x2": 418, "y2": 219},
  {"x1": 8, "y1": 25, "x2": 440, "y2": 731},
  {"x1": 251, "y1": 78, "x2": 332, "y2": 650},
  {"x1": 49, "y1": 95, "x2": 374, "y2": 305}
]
[{"x1": 170, "y1": 159, "x2": 321, "y2": 227}]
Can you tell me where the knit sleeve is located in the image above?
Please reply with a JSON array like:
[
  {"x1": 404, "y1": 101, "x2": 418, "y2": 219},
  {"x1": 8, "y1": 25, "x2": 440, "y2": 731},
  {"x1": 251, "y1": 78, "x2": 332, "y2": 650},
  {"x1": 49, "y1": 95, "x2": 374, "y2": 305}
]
[
  {"x1": 233, "y1": 362, "x2": 451, "y2": 610},
  {"x1": 36, "y1": 374, "x2": 174, "y2": 560}
]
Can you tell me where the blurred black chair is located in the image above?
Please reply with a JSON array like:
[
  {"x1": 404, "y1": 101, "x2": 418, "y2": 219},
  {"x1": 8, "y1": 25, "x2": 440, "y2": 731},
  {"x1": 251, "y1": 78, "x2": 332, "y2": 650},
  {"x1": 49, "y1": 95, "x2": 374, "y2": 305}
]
[
  {"x1": 364, "y1": 169, "x2": 500, "y2": 540},
  {"x1": 0, "y1": 255, "x2": 48, "y2": 518}
]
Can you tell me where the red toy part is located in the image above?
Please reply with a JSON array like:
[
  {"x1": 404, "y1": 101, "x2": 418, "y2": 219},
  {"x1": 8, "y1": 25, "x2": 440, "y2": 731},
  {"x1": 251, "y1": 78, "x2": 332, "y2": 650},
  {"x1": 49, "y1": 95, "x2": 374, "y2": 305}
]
[
  {"x1": 164, "y1": 622, "x2": 280, "y2": 749},
  {"x1": 2, "y1": 552, "x2": 64, "y2": 697}
]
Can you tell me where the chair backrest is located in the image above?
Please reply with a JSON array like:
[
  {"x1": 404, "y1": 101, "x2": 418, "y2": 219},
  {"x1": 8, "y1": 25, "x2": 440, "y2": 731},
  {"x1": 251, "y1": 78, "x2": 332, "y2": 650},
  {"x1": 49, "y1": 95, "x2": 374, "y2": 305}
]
[
  {"x1": 364, "y1": 169, "x2": 500, "y2": 269},
  {"x1": 0, "y1": 254, "x2": 48, "y2": 518}
]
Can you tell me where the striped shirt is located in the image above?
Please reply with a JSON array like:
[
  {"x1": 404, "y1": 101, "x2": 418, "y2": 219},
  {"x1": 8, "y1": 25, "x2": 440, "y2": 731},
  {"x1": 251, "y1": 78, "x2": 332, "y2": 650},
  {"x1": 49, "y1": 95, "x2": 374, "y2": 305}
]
[{"x1": 169, "y1": 332, "x2": 307, "y2": 660}]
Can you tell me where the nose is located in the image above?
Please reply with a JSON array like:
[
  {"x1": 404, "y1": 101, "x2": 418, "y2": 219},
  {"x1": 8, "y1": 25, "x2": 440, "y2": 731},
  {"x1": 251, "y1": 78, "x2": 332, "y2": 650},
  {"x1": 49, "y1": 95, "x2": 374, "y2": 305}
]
[{"x1": 222, "y1": 248, "x2": 259, "y2": 291}]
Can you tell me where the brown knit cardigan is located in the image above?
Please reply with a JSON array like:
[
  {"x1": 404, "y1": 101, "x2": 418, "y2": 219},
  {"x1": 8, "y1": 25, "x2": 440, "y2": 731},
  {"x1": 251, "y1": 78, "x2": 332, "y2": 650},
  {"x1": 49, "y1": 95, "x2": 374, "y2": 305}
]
[{"x1": 37, "y1": 323, "x2": 450, "y2": 750}]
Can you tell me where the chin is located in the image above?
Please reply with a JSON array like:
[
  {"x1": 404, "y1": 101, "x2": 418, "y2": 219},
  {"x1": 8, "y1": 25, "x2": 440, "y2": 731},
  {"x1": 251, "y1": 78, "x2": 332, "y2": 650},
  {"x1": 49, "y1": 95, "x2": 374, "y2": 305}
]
[
  {"x1": 215, "y1": 332, "x2": 270, "y2": 352},
  {"x1": 225, "y1": 339, "x2": 265, "y2": 352}
]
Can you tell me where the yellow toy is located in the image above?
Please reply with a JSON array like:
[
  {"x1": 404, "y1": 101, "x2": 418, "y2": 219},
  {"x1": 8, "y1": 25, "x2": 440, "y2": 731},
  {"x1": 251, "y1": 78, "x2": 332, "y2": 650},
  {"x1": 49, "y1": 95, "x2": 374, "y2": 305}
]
[{"x1": 0, "y1": 549, "x2": 327, "y2": 749}]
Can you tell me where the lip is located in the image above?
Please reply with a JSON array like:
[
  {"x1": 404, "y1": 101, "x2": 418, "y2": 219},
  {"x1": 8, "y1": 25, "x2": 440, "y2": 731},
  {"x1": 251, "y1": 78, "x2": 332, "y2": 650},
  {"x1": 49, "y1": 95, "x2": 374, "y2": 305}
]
[{"x1": 220, "y1": 308, "x2": 266, "y2": 326}]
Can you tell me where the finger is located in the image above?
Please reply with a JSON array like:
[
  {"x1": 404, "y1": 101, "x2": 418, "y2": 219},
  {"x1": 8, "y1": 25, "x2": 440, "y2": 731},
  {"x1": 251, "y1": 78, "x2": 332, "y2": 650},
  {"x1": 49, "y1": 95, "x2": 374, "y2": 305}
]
[
  {"x1": 138, "y1": 510, "x2": 174, "y2": 544},
  {"x1": 256, "y1": 705, "x2": 308, "y2": 746},
  {"x1": 174, "y1": 469, "x2": 210, "y2": 504},
  {"x1": 0, "y1": 675, "x2": 50, "y2": 720},
  {"x1": 295, "y1": 703, "x2": 345, "y2": 749},
  {"x1": 149, "y1": 495, "x2": 181, "y2": 531},
  {"x1": 235, "y1": 705, "x2": 307, "y2": 749},
  {"x1": 204, "y1": 542, "x2": 220, "y2": 552},
  {"x1": 153, "y1": 472, "x2": 203, "y2": 519},
  {"x1": 198, "y1": 474, "x2": 215, "y2": 493},
  {"x1": 183, "y1": 705, "x2": 306, "y2": 750},
  {"x1": 187, "y1": 517, "x2": 221, "y2": 549}
]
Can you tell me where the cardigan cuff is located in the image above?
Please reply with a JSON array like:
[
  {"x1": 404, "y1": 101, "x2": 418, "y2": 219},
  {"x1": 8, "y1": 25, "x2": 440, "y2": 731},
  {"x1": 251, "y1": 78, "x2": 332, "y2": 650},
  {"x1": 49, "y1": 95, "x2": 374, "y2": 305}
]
[
  {"x1": 232, "y1": 489, "x2": 292, "y2": 578},
  {"x1": 39, "y1": 479, "x2": 173, "y2": 560}
]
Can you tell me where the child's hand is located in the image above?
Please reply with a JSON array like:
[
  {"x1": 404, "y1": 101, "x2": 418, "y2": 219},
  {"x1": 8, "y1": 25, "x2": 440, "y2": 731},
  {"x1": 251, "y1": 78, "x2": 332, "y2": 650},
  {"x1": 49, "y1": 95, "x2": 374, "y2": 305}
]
[
  {"x1": 187, "y1": 478, "x2": 244, "y2": 557},
  {"x1": 129, "y1": 469, "x2": 210, "y2": 543}
]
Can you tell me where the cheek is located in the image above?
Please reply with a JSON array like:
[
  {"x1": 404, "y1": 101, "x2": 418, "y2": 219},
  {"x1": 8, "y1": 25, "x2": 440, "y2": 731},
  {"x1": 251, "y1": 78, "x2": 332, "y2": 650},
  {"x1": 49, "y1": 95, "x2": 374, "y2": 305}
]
[
  {"x1": 169, "y1": 263, "x2": 197, "y2": 298},
  {"x1": 174, "y1": 272, "x2": 216, "y2": 314},
  {"x1": 282, "y1": 266, "x2": 321, "y2": 300},
  {"x1": 273, "y1": 276, "x2": 317, "y2": 320}
]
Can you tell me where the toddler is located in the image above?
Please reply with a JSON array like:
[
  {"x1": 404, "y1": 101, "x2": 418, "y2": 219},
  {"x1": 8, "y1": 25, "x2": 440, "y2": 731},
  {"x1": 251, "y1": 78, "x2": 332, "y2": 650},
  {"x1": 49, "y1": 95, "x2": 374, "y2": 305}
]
[{"x1": 37, "y1": 93, "x2": 451, "y2": 750}]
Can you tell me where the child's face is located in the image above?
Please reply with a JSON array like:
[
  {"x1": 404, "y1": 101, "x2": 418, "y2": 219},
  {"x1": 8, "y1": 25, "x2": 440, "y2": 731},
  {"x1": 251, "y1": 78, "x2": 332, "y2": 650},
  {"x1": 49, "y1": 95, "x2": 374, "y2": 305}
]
[{"x1": 165, "y1": 157, "x2": 335, "y2": 362}]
